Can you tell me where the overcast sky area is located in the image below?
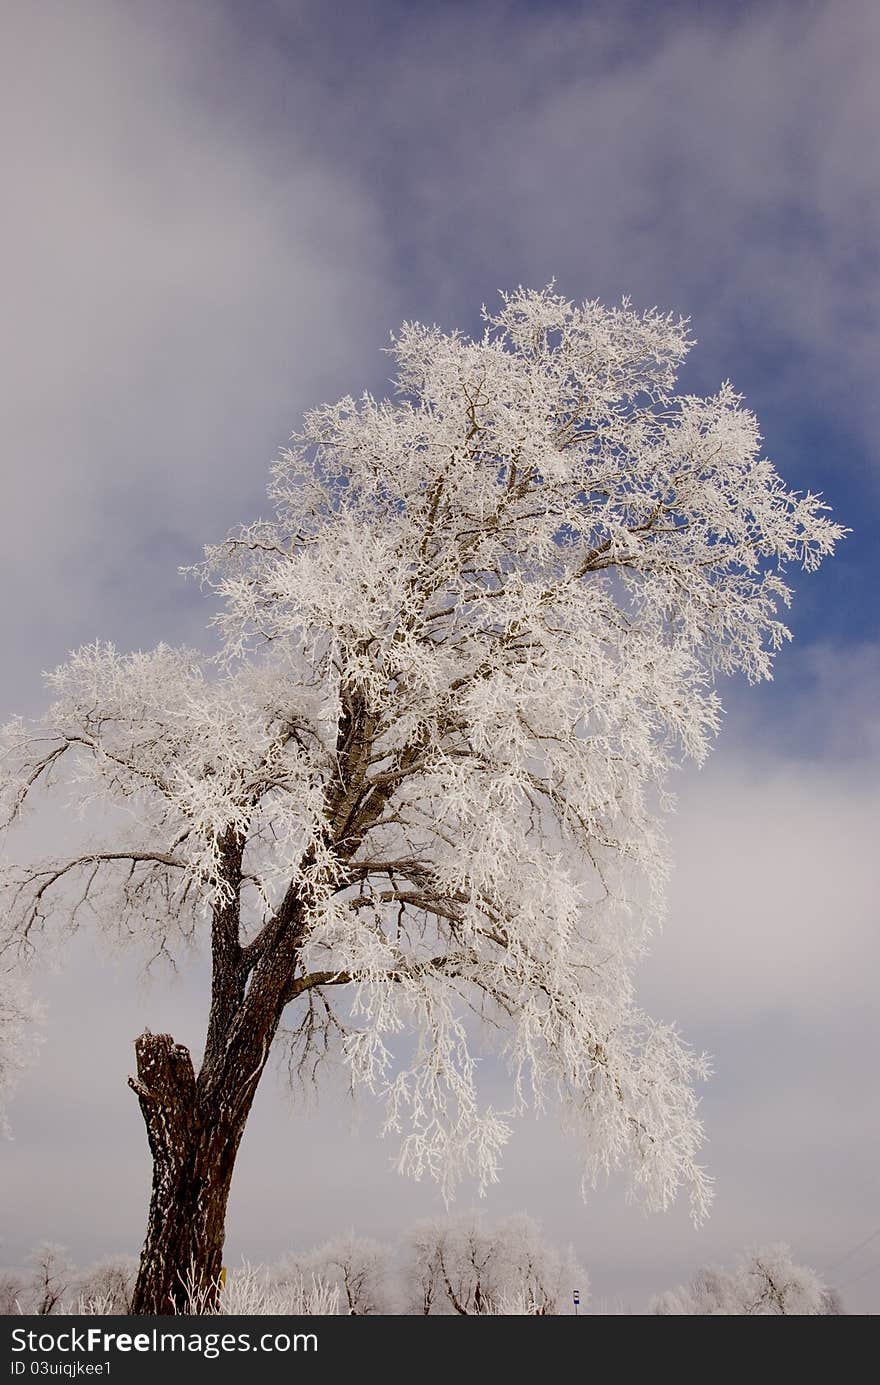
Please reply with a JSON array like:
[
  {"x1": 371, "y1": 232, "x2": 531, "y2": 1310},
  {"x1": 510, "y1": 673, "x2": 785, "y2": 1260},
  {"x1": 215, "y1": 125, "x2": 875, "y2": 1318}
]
[{"x1": 1, "y1": 0, "x2": 878, "y2": 1312}]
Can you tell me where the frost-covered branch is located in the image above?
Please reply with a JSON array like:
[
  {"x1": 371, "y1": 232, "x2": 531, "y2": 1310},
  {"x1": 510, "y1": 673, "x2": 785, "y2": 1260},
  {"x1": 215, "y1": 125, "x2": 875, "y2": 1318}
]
[{"x1": 0, "y1": 287, "x2": 844, "y2": 1228}]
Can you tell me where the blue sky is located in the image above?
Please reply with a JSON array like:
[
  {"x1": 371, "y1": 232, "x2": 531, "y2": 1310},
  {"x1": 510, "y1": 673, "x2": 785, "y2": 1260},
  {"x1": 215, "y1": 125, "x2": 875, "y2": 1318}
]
[{"x1": 1, "y1": 0, "x2": 878, "y2": 1311}]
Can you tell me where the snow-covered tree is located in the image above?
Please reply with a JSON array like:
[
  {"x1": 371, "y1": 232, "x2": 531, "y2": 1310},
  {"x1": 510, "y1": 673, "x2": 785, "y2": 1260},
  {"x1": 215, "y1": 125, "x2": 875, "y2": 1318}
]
[
  {"x1": 404, "y1": 1212, "x2": 585, "y2": 1314},
  {"x1": 650, "y1": 1244, "x2": 832, "y2": 1315},
  {"x1": 0, "y1": 1272, "x2": 26, "y2": 1317},
  {"x1": 0, "y1": 288, "x2": 843, "y2": 1313},
  {"x1": 277, "y1": 1233, "x2": 393, "y2": 1314},
  {"x1": 73, "y1": 1256, "x2": 138, "y2": 1314},
  {"x1": 22, "y1": 1243, "x2": 73, "y2": 1317}
]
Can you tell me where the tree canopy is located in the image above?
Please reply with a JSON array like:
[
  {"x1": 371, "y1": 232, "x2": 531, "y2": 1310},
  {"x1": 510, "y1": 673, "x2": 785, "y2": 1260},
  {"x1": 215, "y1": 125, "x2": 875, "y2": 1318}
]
[{"x1": 0, "y1": 287, "x2": 844, "y2": 1228}]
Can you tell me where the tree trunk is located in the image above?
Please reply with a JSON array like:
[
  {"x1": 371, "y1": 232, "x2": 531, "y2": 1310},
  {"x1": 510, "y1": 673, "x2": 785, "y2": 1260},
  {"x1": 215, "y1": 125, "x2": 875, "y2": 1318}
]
[
  {"x1": 128, "y1": 1031, "x2": 253, "y2": 1314},
  {"x1": 127, "y1": 878, "x2": 303, "y2": 1314}
]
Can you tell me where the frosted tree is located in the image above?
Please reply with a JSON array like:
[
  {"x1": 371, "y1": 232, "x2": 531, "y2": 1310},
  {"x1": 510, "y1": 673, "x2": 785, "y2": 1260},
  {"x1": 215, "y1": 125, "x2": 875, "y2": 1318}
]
[
  {"x1": 404, "y1": 1212, "x2": 585, "y2": 1314},
  {"x1": 23, "y1": 1244, "x2": 73, "y2": 1317},
  {"x1": 73, "y1": 1256, "x2": 138, "y2": 1315},
  {"x1": 0, "y1": 1273, "x2": 25, "y2": 1317},
  {"x1": 277, "y1": 1234, "x2": 393, "y2": 1314},
  {"x1": 650, "y1": 1244, "x2": 832, "y2": 1315},
  {"x1": 0, "y1": 288, "x2": 843, "y2": 1313}
]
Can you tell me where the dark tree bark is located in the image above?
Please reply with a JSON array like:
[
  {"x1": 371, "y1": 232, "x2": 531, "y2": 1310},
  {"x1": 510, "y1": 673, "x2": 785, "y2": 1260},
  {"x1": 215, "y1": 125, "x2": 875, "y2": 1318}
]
[
  {"x1": 129, "y1": 908, "x2": 294, "y2": 1312},
  {"x1": 128, "y1": 1031, "x2": 256, "y2": 1314}
]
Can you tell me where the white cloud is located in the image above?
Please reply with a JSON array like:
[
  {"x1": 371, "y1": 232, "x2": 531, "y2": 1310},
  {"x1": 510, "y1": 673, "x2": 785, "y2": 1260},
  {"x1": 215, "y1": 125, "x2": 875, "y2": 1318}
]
[
  {"x1": 642, "y1": 750, "x2": 879, "y2": 1025},
  {"x1": 0, "y1": 1, "x2": 395, "y2": 708}
]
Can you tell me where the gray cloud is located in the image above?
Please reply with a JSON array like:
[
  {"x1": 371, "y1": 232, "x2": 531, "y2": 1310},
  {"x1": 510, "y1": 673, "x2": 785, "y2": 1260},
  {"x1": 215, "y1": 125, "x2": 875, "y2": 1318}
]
[{"x1": 258, "y1": 0, "x2": 878, "y2": 426}]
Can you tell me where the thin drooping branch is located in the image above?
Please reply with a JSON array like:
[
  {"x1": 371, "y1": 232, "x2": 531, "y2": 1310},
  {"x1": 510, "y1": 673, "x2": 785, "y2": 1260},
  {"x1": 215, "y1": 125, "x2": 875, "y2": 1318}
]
[{"x1": 5, "y1": 851, "x2": 192, "y2": 946}]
